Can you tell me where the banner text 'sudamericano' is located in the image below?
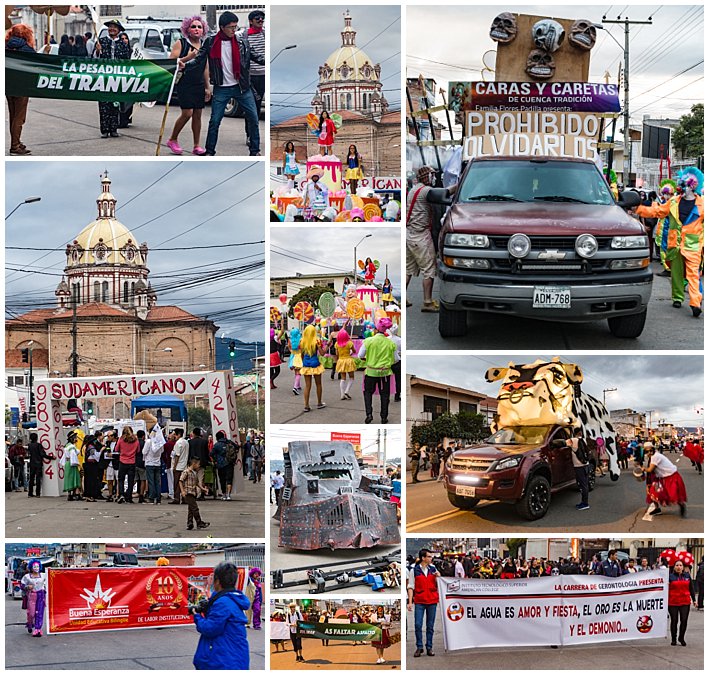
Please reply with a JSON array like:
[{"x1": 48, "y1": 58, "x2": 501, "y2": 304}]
[
  {"x1": 439, "y1": 569, "x2": 668, "y2": 650},
  {"x1": 47, "y1": 566, "x2": 248, "y2": 634},
  {"x1": 5, "y1": 52, "x2": 176, "y2": 102}
]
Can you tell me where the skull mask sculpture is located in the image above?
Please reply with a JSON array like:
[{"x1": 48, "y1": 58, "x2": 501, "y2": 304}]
[
  {"x1": 490, "y1": 12, "x2": 518, "y2": 43},
  {"x1": 526, "y1": 49, "x2": 555, "y2": 79},
  {"x1": 569, "y1": 19, "x2": 597, "y2": 50},
  {"x1": 532, "y1": 18, "x2": 565, "y2": 53}
]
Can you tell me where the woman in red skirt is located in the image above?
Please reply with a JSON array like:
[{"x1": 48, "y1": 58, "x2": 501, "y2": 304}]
[
  {"x1": 370, "y1": 605, "x2": 392, "y2": 664},
  {"x1": 638, "y1": 443, "x2": 687, "y2": 517},
  {"x1": 668, "y1": 558, "x2": 696, "y2": 646}
]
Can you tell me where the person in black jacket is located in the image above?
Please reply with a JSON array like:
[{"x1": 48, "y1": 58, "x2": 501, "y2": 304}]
[
  {"x1": 179, "y1": 11, "x2": 260, "y2": 156},
  {"x1": 27, "y1": 433, "x2": 55, "y2": 498},
  {"x1": 95, "y1": 19, "x2": 131, "y2": 137},
  {"x1": 188, "y1": 428, "x2": 210, "y2": 498}
]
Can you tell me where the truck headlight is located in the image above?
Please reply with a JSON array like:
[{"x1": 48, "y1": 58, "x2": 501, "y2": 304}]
[
  {"x1": 610, "y1": 258, "x2": 650, "y2": 269},
  {"x1": 611, "y1": 236, "x2": 647, "y2": 249},
  {"x1": 445, "y1": 233, "x2": 490, "y2": 247},
  {"x1": 575, "y1": 234, "x2": 598, "y2": 258},
  {"x1": 508, "y1": 233, "x2": 531, "y2": 258},
  {"x1": 490, "y1": 456, "x2": 522, "y2": 471},
  {"x1": 443, "y1": 257, "x2": 490, "y2": 270}
]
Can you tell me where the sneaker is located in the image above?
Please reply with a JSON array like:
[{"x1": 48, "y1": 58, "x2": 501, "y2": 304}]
[
  {"x1": 649, "y1": 505, "x2": 662, "y2": 516},
  {"x1": 421, "y1": 300, "x2": 440, "y2": 313},
  {"x1": 226, "y1": 494, "x2": 232, "y2": 500},
  {"x1": 691, "y1": 306, "x2": 702, "y2": 318},
  {"x1": 575, "y1": 503, "x2": 590, "y2": 510},
  {"x1": 116, "y1": 496, "x2": 125, "y2": 504},
  {"x1": 192, "y1": 146, "x2": 207, "y2": 156},
  {"x1": 9, "y1": 146, "x2": 32, "y2": 155},
  {"x1": 292, "y1": 388, "x2": 299, "y2": 395},
  {"x1": 186, "y1": 524, "x2": 194, "y2": 530},
  {"x1": 166, "y1": 139, "x2": 183, "y2": 155},
  {"x1": 220, "y1": 495, "x2": 228, "y2": 501},
  {"x1": 344, "y1": 393, "x2": 351, "y2": 400},
  {"x1": 680, "y1": 503, "x2": 687, "y2": 517},
  {"x1": 197, "y1": 522, "x2": 210, "y2": 529},
  {"x1": 672, "y1": 301, "x2": 682, "y2": 308}
]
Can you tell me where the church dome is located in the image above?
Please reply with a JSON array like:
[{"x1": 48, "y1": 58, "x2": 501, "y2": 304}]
[{"x1": 320, "y1": 11, "x2": 380, "y2": 83}]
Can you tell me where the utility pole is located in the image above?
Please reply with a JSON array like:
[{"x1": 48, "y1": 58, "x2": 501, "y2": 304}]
[
  {"x1": 376, "y1": 429, "x2": 381, "y2": 475},
  {"x1": 28, "y1": 342, "x2": 35, "y2": 415},
  {"x1": 602, "y1": 387, "x2": 617, "y2": 408},
  {"x1": 602, "y1": 15, "x2": 652, "y2": 184},
  {"x1": 71, "y1": 298, "x2": 78, "y2": 377},
  {"x1": 382, "y1": 429, "x2": 387, "y2": 476}
]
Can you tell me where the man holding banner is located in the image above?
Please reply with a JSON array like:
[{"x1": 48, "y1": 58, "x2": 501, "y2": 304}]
[
  {"x1": 95, "y1": 19, "x2": 131, "y2": 138},
  {"x1": 407, "y1": 547, "x2": 441, "y2": 658}
]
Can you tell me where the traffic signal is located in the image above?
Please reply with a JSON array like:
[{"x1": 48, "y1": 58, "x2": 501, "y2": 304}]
[
  {"x1": 301, "y1": 599, "x2": 312, "y2": 608},
  {"x1": 21, "y1": 348, "x2": 29, "y2": 363},
  {"x1": 228, "y1": 341, "x2": 236, "y2": 357},
  {"x1": 85, "y1": 400, "x2": 94, "y2": 415}
]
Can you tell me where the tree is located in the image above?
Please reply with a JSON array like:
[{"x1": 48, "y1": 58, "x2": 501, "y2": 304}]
[
  {"x1": 672, "y1": 104, "x2": 704, "y2": 159},
  {"x1": 288, "y1": 286, "x2": 334, "y2": 318},
  {"x1": 457, "y1": 411, "x2": 487, "y2": 442},
  {"x1": 410, "y1": 413, "x2": 461, "y2": 447},
  {"x1": 506, "y1": 538, "x2": 527, "y2": 559},
  {"x1": 187, "y1": 405, "x2": 211, "y2": 433},
  {"x1": 236, "y1": 398, "x2": 264, "y2": 432}
]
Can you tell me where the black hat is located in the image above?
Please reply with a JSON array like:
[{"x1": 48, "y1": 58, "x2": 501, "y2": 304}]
[
  {"x1": 105, "y1": 19, "x2": 125, "y2": 31},
  {"x1": 249, "y1": 10, "x2": 265, "y2": 21}
]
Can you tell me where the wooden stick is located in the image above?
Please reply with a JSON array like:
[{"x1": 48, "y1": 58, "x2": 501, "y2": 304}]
[{"x1": 155, "y1": 67, "x2": 182, "y2": 156}]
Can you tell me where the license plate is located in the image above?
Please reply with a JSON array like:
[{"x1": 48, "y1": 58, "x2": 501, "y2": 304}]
[
  {"x1": 533, "y1": 286, "x2": 571, "y2": 308},
  {"x1": 455, "y1": 486, "x2": 476, "y2": 497}
]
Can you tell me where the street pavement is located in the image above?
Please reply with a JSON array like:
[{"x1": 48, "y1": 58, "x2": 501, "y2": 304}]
[
  {"x1": 406, "y1": 454, "x2": 703, "y2": 534},
  {"x1": 5, "y1": 596, "x2": 265, "y2": 670},
  {"x1": 270, "y1": 627, "x2": 401, "y2": 670},
  {"x1": 406, "y1": 261, "x2": 703, "y2": 350},
  {"x1": 269, "y1": 503, "x2": 400, "y2": 595},
  {"x1": 5, "y1": 478, "x2": 265, "y2": 539},
  {"x1": 269, "y1": 371, "x2": 402, "y2": 425},
  {"x1": 405, "y1": 601, "x2": 703, "y2": 670},
  {"x1": 5, "y1": 97, "x2": 264, "y2": 157}
]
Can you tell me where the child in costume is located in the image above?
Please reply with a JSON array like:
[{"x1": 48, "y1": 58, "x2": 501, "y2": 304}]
[
  {"x1": 288, "y1": 327, "x2": 303, "y2": 395},
  {"x1": 63, "y1": 430, "x2": 82, "y2": 501},
  {"x1": 636, "y1": 168, "x2": 704, "y2": 317},
  {"x1": 335, "y1": 328, "x2": 358, "y2": 400},
  {"x1": 21, "y1": 559, "x2": 47, "y2": 637},
  {"x1": 381, "y1": 278, "x2": 394, "y2": 303},
  {"x1": 249, "y1": 568, "x2": 263, "y2": 630},
  {"x1": 345, "y1": 144, "x2": 365, "y2": 193},
  {"x1": 654, "y1": 179, "x2": 677, "y2": 273},
  {"x1": 317, "y1": 110, "x2": 337, "y2": 155},
  {"x1": 282, "y1": 141, "x2": 300, "y2": 190},
  {"x1": 302, "y1": 166, "x2": 330, "y2": 221}
]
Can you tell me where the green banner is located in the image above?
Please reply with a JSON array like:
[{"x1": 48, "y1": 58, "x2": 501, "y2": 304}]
[
  {"x1": 296, "y1": 621, "x2": 381, "y2": 642},
  {"x1": 5, "y1": 51, "x2": 177, "y2": 102}
]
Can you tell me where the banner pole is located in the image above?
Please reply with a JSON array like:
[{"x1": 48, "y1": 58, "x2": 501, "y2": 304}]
[{"x1": 155, "y1": 67, "x2": 182, "y2": 156}]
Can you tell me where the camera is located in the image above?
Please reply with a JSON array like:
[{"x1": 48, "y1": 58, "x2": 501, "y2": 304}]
[{"x1": 188, "y1": 598, "x2": 210, "y2": 615}]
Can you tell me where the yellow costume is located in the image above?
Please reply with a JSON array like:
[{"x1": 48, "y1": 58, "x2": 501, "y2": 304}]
[{"x1": 335, "y1": 341, "x2": 357, "y2": 373}]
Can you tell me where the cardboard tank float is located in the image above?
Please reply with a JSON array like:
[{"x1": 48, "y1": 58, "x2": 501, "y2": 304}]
[{"x1": 278, "y1": 441, "x2": 399, "y2": 550}]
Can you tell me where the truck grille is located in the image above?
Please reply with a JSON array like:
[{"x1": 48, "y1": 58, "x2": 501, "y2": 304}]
[
  {"x1": 490, "y1": 236, "x2": 613, "y2": 250},
  {"x1": 449, "y1": 458, "x2": 493, "y2": 472}
]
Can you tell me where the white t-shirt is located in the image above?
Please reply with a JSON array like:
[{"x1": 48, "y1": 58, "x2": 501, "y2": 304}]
[
  {"x1": 172, "y1": 438, "x2": 190, "y2": 471},
  {"x1": 21, "y1": 572, "x2": 47, "y2": 592},
  {"x1": 649, "y1": 452, "x2": 678, "y2": 478},
  {"x1": 454, "y1": 560, "x2": 465, "y2": 578},
  {"x1": 272, "y1": 474, "x2": 285, "y2": 489},
  {"x1": 221, "y1": 40, "x2": 237, "y2": 87},
  {"x1": 286, "y1": 609, "x2": 303, "y2": 633}
]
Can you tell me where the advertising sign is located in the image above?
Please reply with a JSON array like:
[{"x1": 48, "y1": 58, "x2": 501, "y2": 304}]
[
  {"x1": 296, "y1": 621, "x2": 381, "y2": 642},
  {"x1": 330, "y1": 432, "x2": 362, "y2": 445},
  {"x1": 463, "y1": 133, "x2": 597, "y2": 161},
  {"x1": 47, "y1": 566, "x2": 249, "y2": 634},
  {"x1": 439, "y1": 570, "x2": 668, "y2": 650},
  {"x1": 465, "y1": 111, "x2": 601, "y2": 138}
]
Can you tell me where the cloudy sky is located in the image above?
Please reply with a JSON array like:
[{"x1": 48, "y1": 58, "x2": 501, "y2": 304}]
[
  {"x1": 270, "y1": 225, "x2": 402, "y2": 293},
  {"x1": 407, "y1": 354, "x2": 704, "y2": 427},
  {"x1": 408, "y1": 4, "x2": 704, "y2": 125},
  {"x1": 270, "y1": 5, "x2": 402, "y2": 125},
  {"x1": 5, "y1": 161, "x2": 265, "y2": 342}
]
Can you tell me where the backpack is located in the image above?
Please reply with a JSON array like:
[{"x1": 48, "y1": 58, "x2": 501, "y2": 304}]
[
  {"x1": 225, "y1": 441, "x2": 239, "y2": 465},
  {"x1": 575, "y1": 438, "x2": 590, "y2": 464}
]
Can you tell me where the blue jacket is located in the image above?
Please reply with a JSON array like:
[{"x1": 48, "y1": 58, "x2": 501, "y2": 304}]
[{"x1": 193, "y1": 589, "x2": 251, "y2": 670}]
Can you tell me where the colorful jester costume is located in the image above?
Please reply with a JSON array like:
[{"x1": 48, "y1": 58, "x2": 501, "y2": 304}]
[{"x1": 654, "y1": 179, "x2": 677, "y2": 271}]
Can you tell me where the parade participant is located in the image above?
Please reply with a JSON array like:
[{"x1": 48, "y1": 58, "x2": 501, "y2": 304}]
[
  {"x1": 602, "y1": 550, "x2": 622, "y2": 577},
  {"x1": 6, "y1": 24, "x2": 37, "y2": 155},
  {"x1": 335, "y1": 328, "x2": 357, "y2": 400},
  {"x1": 180, "y1": 11, "x2": 261, "y2": 156},
  {"x1": 180, "y1": 457, "x2": 210, "y2": 530},
  {"x1": 317, "y1": 110, "x2": 337, "y2": 155},
  {"x1": 21, "y1": 560, "x2": 47, "y2": 637},
  {"x1": 192, "y1": 562, "x2": 250, "y2": 669},
  {"x1": 635, "y1": 167, "x2": 704, "y2": 317},
  {"x1": 85, "y1": 31, "x2": 95, "y2": 56},
  {"x1": 115, "y1": 426, "x2": 139, "y2": 504},
  {"x1": 370, "y1": 605, "x2": 392, "y2": 664},
  {"x1": 302, "y1": 166, "x2": 330, "y2": 220},
  {"x1": 388, "y1": 323, "x2": 402, "y2": 402},
  {"x1": 288, "y1": 327, "x2": 303, "y2": 395},
  {"x1": 409, "y1": 445, "x2": 420, "y2": 483},
  {"x1": 167, "y1": 15, "x2": 211, "y2": 156},
  {"x1": 170, "y1": 428, "x2": 189, "y2": 504},
  {"x1": 286, "y1": 602, "x2": 306, "y2": 662},
  {"x1": 82, "y1": 431, "x2": 103, "y2": 502},
  {"x1": 9, "y1": 438, "x2": 26, "y2": 491},
  {"x1": 63, "y1": 431, "x2": 82, "y2": 501},
  {"x1": 95, "y1": 19, "x2": 131, "y2": 138},
  {"x1": 27, "y1": 432, "x2": 54, "y2": 498},
  {"x1": 351, "y1": 207, "x2": 365, "y2": 222},
  {"x1": 104, "y1": 430, "x2": 119, "y2": 501},
  {"x1": 300, "y1": 324, "x2": 327, "y2": 413},
  {"x1": 358, "y1": 316, "x2": 396, "y2": 424},
  {"x1": 654, "y1": 180, "x2": 676, "y2": 275},
  {"x1": 282, "y1": 141, "x2": 300, "y2": 189},
  {"x1": 345, "y1": 144, "x2": 365, "y2": 193},
  {"x1": 245, "y1": 10, "x2": 266, "y2": 139},
  {"x1": 566, "y1": 429, "x2": 590, "y2": 511},
  {"x1": 144, "y1": 421, "x2": 165, "y2": 505},
  {"x1": 271, "y1": 469, "x2": 285, "y2": 507},
  {"x1": 407, "y1": 548, "x2": 440, "y2": 657},
  {"x1": 638, "y1": 442, "x2": 688, "y2": 517},
  {"x1": 58, "y1": 34, "x2": 72, "y2": 55},
  {"x1": 212, "y1": 431, "x2": 231, "y2": 499},
  {"x1": 249, "y1": 568, "x2": 263, "y2": 630},
  {"x1": 363, "y1": 257, "x2": 376, "y2": 282},
  {"x1": 381, "y1": 277, "x2": 394, "y2": 303},
  {"x1": 72, "y1": 33, "x2": 88, "y2": 57},
  {"x1": 669, "y1": 559, "x2": 696, "y2": 646},
  {"x1": 188, "y1": 428, "x2": 210, "y2": 495},
  {"x1": 162, "y1": 431, "x2": 176, "y2": 500}
]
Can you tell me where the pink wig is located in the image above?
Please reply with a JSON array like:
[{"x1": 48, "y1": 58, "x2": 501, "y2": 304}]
[
  {"x1": 181, "y1": 15, "x2": 209, "y2": 38},
  {"x1": 336, "y1": 328, "x2": 350, "y2": 347}
]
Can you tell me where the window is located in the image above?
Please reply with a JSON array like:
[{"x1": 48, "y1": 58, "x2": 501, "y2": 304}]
[
  {"x1": 102, "y1": 281, "x2": 109, "y2": 302},
  {"x1": 346, "y1": 93, "x2": 352, "y2": 110},
  {"x1": 123, "y1": 281, "x2": 129, "y2": 303},
  {"x1": 94, "y1": 281, "x2": 100, "y2": 301},
  {"x1": 145, "y1": 29, "x2": 162, "y2": 50},
  {"x1": 423, "y1": 395, "x2": 449, "y2": 420},
  {"x1": 72, "y1": 283, "x2": 80, "y2": 305},
  {"x1": 459, "y1": 402, "x2": 478, "y2": 414},
  {"x1": 8, "y1": 376, "x2": 26, "y2": 387}
]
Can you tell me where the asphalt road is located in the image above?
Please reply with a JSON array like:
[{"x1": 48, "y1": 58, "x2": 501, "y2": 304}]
[
  {"x1": 270, "y1": 624, "x2": 402, "y2": 670},
  {"x1": 269, "y1": 503, "x2": 401, "y2": 595},
  {"x1": 406, "y1": 454, "x2": 703, "y2": 534},
  {"x1": 5, "y1": 97, "x2": 264, "y2": 157},
  {"x1": 5, "y1": 478, "x2": 265, "y2": 539},
  {"x1": 270, "y1": 370, "x2": 402, "y2": 425},
  {"x1": 405, "y1": 600, "x2": 703, "y2": 670},
  {"x1": 5, "y1": 596, "x2": 266, "y2": 670},
  {"x1": 406, "y1": 261, "x2": 704, "y2": 350}
]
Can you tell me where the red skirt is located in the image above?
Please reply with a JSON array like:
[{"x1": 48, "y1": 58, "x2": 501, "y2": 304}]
[
  {"x1": 647, "y1": 471, "x2": 687, "y2": 505},
  {"x1": 270, "y1": 351, "x2": 282, "y2": 366},
  {"x1": 371, "y1": 628, "x2": 391, "y2": 649}
]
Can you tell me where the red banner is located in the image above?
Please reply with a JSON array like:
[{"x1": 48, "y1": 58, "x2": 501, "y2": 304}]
[
  {"x1": 330, "y1": 432, "x2": 361, "y2": 445},
  {"x1": 47, "y1": 566, "x2": 248, "y2": 634}
]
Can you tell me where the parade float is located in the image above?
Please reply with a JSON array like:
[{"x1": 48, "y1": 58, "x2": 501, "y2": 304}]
[{"x1": 443, "y1": 358, "x2": 618, "y2": 520}]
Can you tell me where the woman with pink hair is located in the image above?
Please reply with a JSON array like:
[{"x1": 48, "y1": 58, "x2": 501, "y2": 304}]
[
  {"x1": 335, "y1": 328, "x2": 357, "y2": 400},
  {"x1": 6, "y1": 24, "x2": 36, "y2": 155},
  {"x1": 167, "y1": 15, "x2": 211, "y2": 155}
]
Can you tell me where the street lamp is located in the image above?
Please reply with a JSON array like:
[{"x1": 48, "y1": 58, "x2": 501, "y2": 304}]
[
  {"x1": 353, "y1": 234, "x2": 373, "y2": 280},
  {"x1": 6, "y1": 196, "x2": 41, "y2": 219},
  {"x1": 602, "y1": 387, "x2": 617, "y2": 407},
  {"x1": 271, "y1": 44, "x2": 297, "y2": 63}
]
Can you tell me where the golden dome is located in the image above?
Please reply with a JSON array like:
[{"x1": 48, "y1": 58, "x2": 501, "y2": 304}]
[{"x1": 320, "y1": 11, "x2": 380, "y2": 83}]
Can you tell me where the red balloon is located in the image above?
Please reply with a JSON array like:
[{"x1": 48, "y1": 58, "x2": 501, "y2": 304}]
[{"x1": 279, "y1": 293, "x2": 288, "y2": 304}]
